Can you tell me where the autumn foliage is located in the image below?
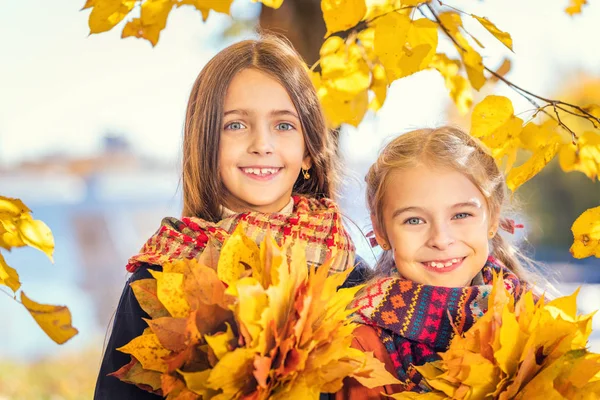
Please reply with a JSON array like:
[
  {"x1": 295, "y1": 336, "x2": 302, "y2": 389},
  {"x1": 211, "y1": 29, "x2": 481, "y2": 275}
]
[
  {"x1": 0, "y1": 196, "x2": 77, "y2": 344},
  {"x1": 80, "y1": 0, "x2": 599, "y2": 261},
  {"x1": 111, "y1": 227, "x2": 399, "y2": 399},
  {"x1": 392, "y1": 274, "x2": 600, "y2": 399}
]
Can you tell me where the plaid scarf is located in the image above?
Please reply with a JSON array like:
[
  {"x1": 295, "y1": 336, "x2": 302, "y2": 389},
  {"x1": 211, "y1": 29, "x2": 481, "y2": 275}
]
[
  {"x1": 351, "y1": 256, "x2": 523, "y2": 392},
  {"x1": 126, "y1": 195, "x2": 355, "y2": 274}
]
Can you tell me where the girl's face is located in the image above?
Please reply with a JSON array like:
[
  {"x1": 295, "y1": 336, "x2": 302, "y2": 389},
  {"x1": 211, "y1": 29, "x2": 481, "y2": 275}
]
[
  {"x1": 219, "y1": 68, "x2": 311, "y2": 213},
  {"x1": 373, "y1": 164, "x2": 499, "y2": 287}
]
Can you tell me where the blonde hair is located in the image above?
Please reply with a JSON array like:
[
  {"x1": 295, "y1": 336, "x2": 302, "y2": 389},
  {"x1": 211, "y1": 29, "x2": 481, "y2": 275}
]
[
  {"x1": 182, "y1": 35, "x2": 340, "y2": 221},
  {"x1": 365, "y1": 126, "x2": 531, "y2": 281}
]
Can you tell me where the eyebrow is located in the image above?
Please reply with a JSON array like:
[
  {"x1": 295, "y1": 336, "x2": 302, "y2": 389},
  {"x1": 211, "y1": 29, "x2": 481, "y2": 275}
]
[
  {"x1": 223, "y1": 109, "x2": 299, "y2": 119},
  {"x1": 391, "y1": 201, "x2": 481, "y2": 219}
]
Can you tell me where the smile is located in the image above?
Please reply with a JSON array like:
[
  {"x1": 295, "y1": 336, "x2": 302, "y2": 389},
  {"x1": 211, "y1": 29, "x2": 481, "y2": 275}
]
[
  {"x1": 239, "y1": 167, "x2": 282, "y2": 180},
  {"x1": 421, "y1": 257, "x2": 466, "y2": 273}
]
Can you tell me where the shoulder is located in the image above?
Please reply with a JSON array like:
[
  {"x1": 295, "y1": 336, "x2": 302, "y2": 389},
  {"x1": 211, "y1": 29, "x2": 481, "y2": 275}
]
[{"x1": 339, "y1": 254, "x2": 371, "y2": 289}]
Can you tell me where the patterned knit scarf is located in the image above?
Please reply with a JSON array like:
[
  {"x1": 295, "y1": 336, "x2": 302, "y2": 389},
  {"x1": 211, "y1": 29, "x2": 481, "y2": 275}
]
[
  {"x1": 126, "y1": 195, "x2": 355, "y2": 274},
  {"x1": 351, "y1": 257, "x2": 523, "y2": 392}
]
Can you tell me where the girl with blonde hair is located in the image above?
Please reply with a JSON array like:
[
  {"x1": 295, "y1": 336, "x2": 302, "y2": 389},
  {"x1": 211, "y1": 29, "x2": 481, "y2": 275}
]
[{"x1": 335, "y1": 126, "x2": 540, "y2": 398}]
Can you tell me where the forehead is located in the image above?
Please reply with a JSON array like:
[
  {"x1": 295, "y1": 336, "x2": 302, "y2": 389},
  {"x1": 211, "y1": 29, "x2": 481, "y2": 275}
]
[
  {"x1": 223, "y1": 68, "x2": 296, "y2": 110},
  {"x1": 383, "y1": 164, "x2": 486, "y2": 210}
]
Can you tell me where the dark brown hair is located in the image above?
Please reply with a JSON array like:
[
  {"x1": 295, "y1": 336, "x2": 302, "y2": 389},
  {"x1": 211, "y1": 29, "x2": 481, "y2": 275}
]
[{"x1": 182, "y1": 35, "x2": 339, "y2": 221}]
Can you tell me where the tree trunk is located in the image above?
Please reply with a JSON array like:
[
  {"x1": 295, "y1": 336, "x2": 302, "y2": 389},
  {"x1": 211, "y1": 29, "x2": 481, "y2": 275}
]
[{"x1": 258, "y1": 0, "x2": 325, "y2": 66}]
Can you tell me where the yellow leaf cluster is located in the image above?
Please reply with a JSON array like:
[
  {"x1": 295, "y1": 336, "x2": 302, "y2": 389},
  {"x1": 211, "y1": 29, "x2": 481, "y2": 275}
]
[
  {"x1": 392, "y1": 274, "x2": 600, "y2": 399},
  {"x1": 312, "y1": 8, "x2": 443, "y2": 127},
  {"x1": 115, "y1": 227, "x2": 399, "y2": 398},
  {"x1": 84, "y1": 0, "x2": 237, "y2": 46},
  {"x1": 470, "y1": 96, "x2": 562, "y2": 191},
  {"x1": 0, "y1": 195, "x2": 78, "y2": 344},
  {"x1": 438, "y1": 12, "x2": 485, "y2": 91},
  {"x1": 570, "y1": 206, "x2": 600, "y2": 259}
]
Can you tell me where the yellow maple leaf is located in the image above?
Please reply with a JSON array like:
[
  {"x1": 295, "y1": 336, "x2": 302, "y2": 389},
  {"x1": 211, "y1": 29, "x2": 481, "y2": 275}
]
[
  {"x1": 350, "y1": 351, "x2": 402, "y2": 388},
  {"x1": 430, "y1": 53, "x2": 473, "y2": 114},
  {"x1": 204, "y1": 322, "x2": 234, "y2": 360},
  {"x1": 217, "y1": 225, "x2": 260, "y2": 287},
  {"x1": 206, "y1": 347, "x2": 256, "y2": 394},
  {"x1": 322, "y1": 0, "x2": 367, "y2": 37},
  {"x1": 565, "y1": 0, "x2": 588, "y2": 15},
  {"x1": 149, "y1": 270, "x2": 191, "y2": 318},
  {"x1": 506, "y1": 139, "x2": 561, "y2": 192},
  {"x1": 87, "y1": 0, "x2": 137, "y2": 34},
  {"x1": 20, "y1": 292, "x2": 79, "y2": 344},
  {"x1": 570, "y1": 206, "x2": 600, "y2": 259},
  {"x1": 118, "y1": 332, "x2": 170, "y2": 372},
  {"x1": 472, "y1": 15, "x2": 513, "y2": 51},
  {"x1": 0, "y1": 253, "x2": 21, "y2": 292},
  {"x1": 251, "y1": 0, "x2": 284, "y2": 9},
  {"x1": 559, "y1": 131, "x2": 600, "y2": 180},
  {"x1": 130, "y1": 278, "x2": 170, "y2": 319}
]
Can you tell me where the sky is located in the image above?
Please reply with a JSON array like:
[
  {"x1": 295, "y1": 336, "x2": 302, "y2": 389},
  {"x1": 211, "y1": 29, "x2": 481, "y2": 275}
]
[{"x1": 1, "y1": 0, "x2": 599, "y2": 167}]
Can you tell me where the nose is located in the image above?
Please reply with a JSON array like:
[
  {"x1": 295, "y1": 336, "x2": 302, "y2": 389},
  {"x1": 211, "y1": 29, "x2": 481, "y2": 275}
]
[
  {"x1": 426, "y1": 222, "x2": 455, "y2": 251},
  {"x1": 247, "y1": 124, "x2": 274, "y2": 155}
]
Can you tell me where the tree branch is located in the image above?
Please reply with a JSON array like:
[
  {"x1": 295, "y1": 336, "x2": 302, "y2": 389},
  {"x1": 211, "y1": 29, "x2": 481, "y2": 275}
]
[{"x1": 426, "y1": 2, "x2": 600, "y2": 140}]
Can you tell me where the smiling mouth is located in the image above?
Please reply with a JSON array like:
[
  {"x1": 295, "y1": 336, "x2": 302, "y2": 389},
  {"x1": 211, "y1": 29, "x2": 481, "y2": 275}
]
[
  {"x1": 421, "y1": 257, "x2": 466, "y2": 271},
  {"x1": 239, "y1": 167, "x2": 282, "y2": 177}
]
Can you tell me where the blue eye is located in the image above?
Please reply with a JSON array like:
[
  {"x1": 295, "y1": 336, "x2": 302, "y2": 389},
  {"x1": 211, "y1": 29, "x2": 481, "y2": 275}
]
[
  {"x1": 453, "y1": 212, "x2": 471, "y2": 220},
  {"x1": 225, "y1": 122, "x2": 245, "y2": 130},
  {"x1": 276, "y1": 122, "x2": 294, "y2": 131},
  {"x1": 404, "y1": 217, "x2": 423, "y2": 225}
]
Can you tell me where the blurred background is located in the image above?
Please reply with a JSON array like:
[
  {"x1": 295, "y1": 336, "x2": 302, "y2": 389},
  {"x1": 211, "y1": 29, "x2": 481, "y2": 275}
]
[{"x1": 1, "y1": 0, "x2": 599, "y2": 398}]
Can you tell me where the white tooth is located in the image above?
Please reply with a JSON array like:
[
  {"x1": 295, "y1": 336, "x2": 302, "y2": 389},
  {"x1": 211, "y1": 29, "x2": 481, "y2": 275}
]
[
  {"x1": 431, "y1": 262, "x2": 438, "y2": 268},
  {"x1": 444, "y1": 262, "x2": 453, "y2": 267},
  {"x1": 451, "y1": 258, "x2": 458, "y2": 263}
]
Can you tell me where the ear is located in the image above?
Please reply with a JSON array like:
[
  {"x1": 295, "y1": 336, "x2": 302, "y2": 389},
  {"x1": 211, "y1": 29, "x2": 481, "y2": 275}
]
[
  {"x1": 302, "y1": 154, "x2": 313, "y2": 170},
  {"x1": 369, "y1": 213, "x2": 389, "y2": 249},
  {"x1": 489, "y1": 214, "x2": 500, "y2": 238}
]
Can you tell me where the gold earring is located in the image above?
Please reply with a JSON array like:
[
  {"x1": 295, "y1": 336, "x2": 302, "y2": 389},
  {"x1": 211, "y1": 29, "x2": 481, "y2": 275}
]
[
  {"x1": 489, "y1": 231, "x2": 495, "y2": 238},
  {"x1": 381, "y1": 243, "x2": 389, "y2": 250},
  {"x1": 302, "y1": 168, "x2": 310, "y2": 180}
]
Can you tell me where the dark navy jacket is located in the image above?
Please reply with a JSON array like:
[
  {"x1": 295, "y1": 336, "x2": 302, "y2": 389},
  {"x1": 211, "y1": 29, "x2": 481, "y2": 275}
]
[{"x1": 94, "y1": 256, "x2": 370, "y2": 399}]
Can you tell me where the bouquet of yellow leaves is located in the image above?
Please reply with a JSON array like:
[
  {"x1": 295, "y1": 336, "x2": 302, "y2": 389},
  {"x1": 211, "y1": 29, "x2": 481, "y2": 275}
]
[
  {"x1": 111, "y1": 227, "x2": 399, "y2": 399},
  {"x1": 393, "y1": 274, "x2": 600, "y2": 399}
]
